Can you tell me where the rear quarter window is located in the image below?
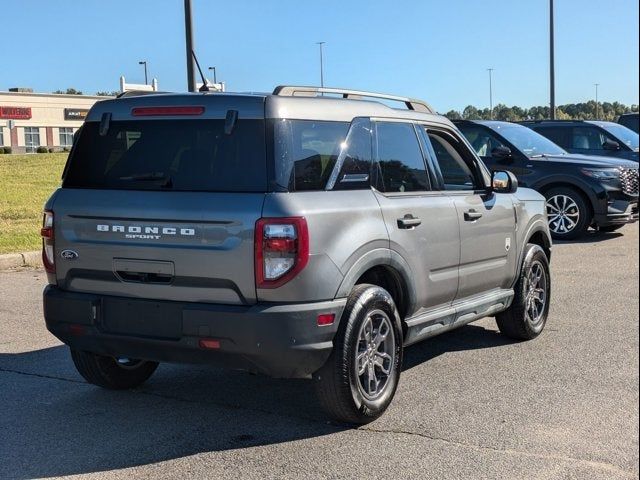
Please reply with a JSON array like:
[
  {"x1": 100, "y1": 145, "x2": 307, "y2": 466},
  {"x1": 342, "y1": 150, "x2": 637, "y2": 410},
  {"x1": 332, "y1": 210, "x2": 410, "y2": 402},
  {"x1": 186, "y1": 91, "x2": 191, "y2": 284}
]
[{"x1": 273, "y1": 120, "x2": 350, "y2": 191}]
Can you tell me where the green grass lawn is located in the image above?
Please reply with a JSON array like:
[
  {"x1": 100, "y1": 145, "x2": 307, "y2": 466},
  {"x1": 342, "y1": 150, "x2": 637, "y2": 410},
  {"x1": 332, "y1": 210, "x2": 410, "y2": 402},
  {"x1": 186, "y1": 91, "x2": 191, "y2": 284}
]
[{"x1": 0, "y1": 153, "x2": 67, "y2": 254}]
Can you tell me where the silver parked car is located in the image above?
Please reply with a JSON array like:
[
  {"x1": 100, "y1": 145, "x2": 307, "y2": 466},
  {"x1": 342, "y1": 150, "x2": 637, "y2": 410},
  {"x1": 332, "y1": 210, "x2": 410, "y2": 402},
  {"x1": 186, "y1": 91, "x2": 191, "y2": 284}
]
[{"x1": 42, "y1": 86, "x2": 552, "y2": 424}]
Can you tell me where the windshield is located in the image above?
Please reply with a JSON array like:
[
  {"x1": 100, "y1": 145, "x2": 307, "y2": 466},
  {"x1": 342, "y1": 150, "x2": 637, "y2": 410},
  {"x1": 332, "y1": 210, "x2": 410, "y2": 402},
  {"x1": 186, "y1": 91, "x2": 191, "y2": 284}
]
[
  {"x1": 63, "y1": 119, "x2": 267, "y2": 192},
  {"x1": 489, "y1": 123, "x2": 567, "y2": 157},
  {"x1": 598, "y1": 123, "x2": 639, "y2": 151}
]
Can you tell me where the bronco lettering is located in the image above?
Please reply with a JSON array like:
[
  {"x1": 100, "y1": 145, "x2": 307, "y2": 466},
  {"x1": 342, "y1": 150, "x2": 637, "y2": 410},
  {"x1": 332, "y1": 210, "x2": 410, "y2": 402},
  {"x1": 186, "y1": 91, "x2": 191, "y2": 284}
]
[{"x1": 96, "y1": 225, "x2": 195, "y2": 236}]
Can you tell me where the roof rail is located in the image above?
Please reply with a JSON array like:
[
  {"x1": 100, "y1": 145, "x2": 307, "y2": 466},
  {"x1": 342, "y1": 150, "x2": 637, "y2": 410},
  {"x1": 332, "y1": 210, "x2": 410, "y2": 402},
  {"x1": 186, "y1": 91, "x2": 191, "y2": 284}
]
[{"x1": 272, "y1": 85, "x2": 434, "y2": 114}]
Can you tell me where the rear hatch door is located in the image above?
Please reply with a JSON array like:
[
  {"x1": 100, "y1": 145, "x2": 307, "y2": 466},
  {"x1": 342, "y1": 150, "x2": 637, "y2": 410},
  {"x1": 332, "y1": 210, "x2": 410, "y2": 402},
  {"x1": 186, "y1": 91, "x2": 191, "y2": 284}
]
[{"x1": 54, "y1": 95, "x2": 266, "y2": 305}]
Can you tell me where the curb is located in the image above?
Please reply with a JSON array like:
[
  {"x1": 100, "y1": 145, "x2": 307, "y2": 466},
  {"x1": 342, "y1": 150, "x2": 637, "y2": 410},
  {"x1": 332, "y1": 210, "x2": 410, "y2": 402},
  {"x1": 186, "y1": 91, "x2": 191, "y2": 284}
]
[{"x1": 0, "y1": 251, "x2": 42, "y2": 271}]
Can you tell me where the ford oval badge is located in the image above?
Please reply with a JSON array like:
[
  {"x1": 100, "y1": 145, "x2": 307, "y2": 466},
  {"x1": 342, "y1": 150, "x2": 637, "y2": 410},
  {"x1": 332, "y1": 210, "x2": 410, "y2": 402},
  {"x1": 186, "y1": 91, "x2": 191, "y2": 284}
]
[{"x1": 60, "y1": 250, "x2": 79, "y2": 260}]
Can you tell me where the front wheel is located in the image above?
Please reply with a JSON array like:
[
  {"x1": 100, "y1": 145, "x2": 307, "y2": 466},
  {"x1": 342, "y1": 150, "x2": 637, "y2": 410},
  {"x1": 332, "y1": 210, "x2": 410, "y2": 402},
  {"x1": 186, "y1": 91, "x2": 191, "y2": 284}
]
[
  {"x1": 71, "y1": 349, "x2": 159, "y2": 389},
  {"x1": 544, "y1": 187, "x2": 591, "y2": 240},
  {"x1": 313, "y1": 284, "x2": 403, "y2": 425},
  {"x1": 496, "y1": 243, "x2": 551, "y2": 340}
]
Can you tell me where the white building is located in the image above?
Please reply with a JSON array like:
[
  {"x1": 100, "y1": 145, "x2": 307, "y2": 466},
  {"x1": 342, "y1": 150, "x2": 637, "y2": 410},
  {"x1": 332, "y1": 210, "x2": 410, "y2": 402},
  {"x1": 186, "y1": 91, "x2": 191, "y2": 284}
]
[{"x1": 0, "y1": 89, "x2": 113, "y2": 153}]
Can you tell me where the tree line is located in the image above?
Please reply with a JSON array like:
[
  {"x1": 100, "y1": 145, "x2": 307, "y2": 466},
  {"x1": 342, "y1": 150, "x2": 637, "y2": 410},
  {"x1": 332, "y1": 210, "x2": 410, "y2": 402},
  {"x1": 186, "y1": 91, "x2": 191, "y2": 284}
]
[
  {"x1": 444, "y1": 101, "x2": 639, "y2": 122},
  {"x1": 52, "y1": 88, "x2": 119, "y2": 96}
]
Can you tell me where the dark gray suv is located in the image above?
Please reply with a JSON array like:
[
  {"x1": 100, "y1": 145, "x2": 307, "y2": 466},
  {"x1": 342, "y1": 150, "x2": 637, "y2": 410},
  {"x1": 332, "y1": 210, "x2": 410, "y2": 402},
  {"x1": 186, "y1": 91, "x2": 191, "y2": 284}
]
[
  {"x1": 456, "y1": 120, "x2": 639, "y2": 239},
  {"x1": 42, "y1": 86, "x2": 552, "y2": 423}
]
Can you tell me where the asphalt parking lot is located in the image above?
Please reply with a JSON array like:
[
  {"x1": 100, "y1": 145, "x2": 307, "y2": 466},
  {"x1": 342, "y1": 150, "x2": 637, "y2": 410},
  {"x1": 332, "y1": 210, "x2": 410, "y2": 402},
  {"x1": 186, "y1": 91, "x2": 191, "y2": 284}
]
[{"x1": 0, "y1": 225, "x2": 638, "y2": 480}]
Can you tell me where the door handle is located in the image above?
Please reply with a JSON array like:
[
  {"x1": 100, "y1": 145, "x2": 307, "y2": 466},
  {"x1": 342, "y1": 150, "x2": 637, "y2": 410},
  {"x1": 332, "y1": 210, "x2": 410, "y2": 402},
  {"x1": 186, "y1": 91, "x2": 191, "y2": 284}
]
[
  {"x1": 397, "y1": 215, "x2": 422, "y2": 229},
  {"x1": 464, "y1": 209, "x2": 483, "y2": 221}
]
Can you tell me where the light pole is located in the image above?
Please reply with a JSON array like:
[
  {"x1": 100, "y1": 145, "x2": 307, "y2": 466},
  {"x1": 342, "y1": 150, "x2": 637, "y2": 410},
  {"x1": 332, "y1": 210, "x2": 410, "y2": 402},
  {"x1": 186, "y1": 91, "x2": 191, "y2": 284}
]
[
  {"x1": 594, "y1": 83, "x2": 600, "y2": 120},
  {"x1": 138, "y1": 61, "x2": 148, "y2": 85},
  {"x1": 316, "y1": 42, "x2": 326, "y2": 88},
  {"x1": 549, "y1": 0, "x2": 556, "y2": 119},
  {"x1": 208, "y1": 66, "x2": 217, "y2": 84},
  {"x1": 184, "y1": 0, "x2": 197, "y2": 92},
  {"x1": 487, "y1": 68, "x2": 494, "y2": 120}
]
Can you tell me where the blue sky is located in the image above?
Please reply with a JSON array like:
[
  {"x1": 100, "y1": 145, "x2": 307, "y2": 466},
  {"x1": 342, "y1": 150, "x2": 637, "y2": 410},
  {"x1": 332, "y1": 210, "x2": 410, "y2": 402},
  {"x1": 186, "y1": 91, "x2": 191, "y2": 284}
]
[{"x1": 2, "y1": 0, "x2": 638, "y2": 112}]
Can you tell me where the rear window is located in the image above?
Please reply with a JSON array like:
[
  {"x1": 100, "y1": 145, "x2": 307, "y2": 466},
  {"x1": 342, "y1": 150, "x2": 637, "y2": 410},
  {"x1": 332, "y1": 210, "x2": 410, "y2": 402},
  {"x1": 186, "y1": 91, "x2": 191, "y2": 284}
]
[{"x1": 63, "y1": 119, "x2": 267, "y2": 192}]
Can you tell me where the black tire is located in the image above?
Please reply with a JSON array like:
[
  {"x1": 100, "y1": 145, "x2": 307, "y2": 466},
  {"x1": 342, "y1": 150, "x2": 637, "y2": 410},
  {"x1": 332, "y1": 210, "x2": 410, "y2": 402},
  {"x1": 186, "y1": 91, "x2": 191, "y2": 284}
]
[
  {"x1": 313, "y1": 284, "x2": 403, "y2": 425},
  {"x1": 598, "y1": 224, "x2": 624, "y2": 233},
  {"x1": 70, "y1": 349, "x2": 159, "y2": 389},
  {"x1": 543, "y1": 186, "x2": 591, "y2": 240},
  {"x1": 496, "y1": 244, "x2": 551, "y2": 340}
]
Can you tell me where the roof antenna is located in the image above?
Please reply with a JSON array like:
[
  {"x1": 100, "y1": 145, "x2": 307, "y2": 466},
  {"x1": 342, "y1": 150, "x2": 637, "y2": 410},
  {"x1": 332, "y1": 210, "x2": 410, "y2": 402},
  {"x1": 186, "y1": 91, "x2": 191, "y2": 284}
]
[{"x1": 191, "y1": 51, "x2": 212, "y2": 92}]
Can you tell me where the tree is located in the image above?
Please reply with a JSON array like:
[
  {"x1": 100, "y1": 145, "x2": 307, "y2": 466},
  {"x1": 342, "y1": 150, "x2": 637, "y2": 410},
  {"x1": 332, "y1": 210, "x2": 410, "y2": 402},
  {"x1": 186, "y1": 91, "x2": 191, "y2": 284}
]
[
  {"x1": 53, "y1": 88, "x2": 83, "y2": 95},
  {"x1": 462, "y1": 105, "x2": 480, "y2": 120},
  {"x1": 96, "y1": 91, "x2": 119, "y2": 97},
  {"x1": 444, "y1": 109, "x2": 462, "y2": 120}
]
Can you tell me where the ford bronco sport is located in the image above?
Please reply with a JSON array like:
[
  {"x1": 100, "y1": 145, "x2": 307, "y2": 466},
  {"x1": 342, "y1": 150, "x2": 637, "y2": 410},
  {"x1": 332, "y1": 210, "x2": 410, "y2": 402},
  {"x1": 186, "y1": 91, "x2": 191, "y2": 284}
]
[{"x1": 42, "y1": 86, "x2": 552, "y2": 424}]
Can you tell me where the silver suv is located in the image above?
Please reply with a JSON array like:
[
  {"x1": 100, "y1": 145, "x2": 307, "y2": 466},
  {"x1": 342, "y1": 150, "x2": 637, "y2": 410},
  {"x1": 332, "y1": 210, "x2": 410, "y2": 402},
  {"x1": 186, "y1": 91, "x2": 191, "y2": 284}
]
[{"x1": 42, "y1": 86, "x2": 552, "y2": 424}]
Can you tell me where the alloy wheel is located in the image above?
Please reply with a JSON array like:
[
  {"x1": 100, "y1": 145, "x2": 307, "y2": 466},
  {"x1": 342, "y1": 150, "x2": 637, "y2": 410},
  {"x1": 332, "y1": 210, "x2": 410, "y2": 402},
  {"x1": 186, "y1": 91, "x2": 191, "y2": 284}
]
[
  {"x1": 547, "y1": 195, "x2": 580, "y2": 235},
  {"x1": 525, "y1": 260, "x2": 547, "y2": 328},
  {"x1": 355, "y1": 309, "x2": 396, "y2": 400}
]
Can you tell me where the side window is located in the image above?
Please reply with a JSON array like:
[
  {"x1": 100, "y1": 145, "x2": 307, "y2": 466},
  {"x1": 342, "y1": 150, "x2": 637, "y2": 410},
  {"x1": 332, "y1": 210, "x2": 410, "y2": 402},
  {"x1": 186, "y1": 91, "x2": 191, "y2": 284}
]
[
  {"x1": 456, "y1": 124, "x2": 506, "y2": 157},
  {"x1": 424, "y1": 129, "x2": 480, "y2": 191},
  {"x1": 273, "y1": 120, "x2": 350, "y2": 191},
  {"x1": 375, "y1": 122, "x2": 429, "y2": 193},
  {"x1": 572, "y1": 126, "x2": 608, "y2": 150},
  {"x1": 534, "y1": 126, "x2": 570, "y2": 149},
  {"x1": 327, "y1": 118, "x2": 373, "y2": 190}
]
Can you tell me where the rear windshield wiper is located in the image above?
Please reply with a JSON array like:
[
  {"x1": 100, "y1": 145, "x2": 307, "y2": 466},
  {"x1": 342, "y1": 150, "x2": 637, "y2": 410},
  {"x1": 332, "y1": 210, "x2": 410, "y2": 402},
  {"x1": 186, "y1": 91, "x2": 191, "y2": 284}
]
[{"x1": 119, "y1": 172, "x2": 173, "y2": 188}]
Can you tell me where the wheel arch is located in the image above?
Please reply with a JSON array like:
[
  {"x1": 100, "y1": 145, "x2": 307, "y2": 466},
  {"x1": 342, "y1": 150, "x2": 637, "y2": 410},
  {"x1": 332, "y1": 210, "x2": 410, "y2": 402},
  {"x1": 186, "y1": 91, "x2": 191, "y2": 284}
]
[
  {"x1": 512, "y1": 221, "x2": 552, "y2": 287},
  {"x1": 534, "y1": 178, "x2": 598, "y2": 220},
  {"x1": 527, "y1": 229, "x2": 552, "y2": 262},
  {"x1": 335, "y1": 249, "x2": 417, "y2": 322}
]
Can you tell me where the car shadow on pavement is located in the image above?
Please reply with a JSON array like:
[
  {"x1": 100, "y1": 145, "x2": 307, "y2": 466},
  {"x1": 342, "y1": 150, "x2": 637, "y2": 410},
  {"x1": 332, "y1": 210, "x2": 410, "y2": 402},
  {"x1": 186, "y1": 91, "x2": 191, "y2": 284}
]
[
  {"x1": 554, "y1": 230, "x2": 624, "y2": 244},
  {"x1": 402, "y1": 324, "x2": 515, "y2": 371},
  {"x1": 1, "y1": 323, "x2": 514, "y2": 479}
]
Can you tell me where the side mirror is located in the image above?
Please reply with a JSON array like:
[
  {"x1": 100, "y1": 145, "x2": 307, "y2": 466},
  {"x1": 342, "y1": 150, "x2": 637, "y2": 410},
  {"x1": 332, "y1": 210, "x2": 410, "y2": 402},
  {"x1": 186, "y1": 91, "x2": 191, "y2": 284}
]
[
  {"x1": 491, "y1": 170, "x2": 518, "y2": 194},
  {"x1": 603, "y1": 139, "x2": 620, "y2": 151},
  {"x1": 491, "y1": 145, "x2": 512, "y2": 159}
]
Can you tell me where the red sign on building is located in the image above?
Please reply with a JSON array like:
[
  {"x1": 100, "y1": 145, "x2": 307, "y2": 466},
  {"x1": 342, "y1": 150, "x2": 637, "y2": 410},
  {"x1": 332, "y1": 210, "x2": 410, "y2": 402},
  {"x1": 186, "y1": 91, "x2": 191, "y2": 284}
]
[{"x1": 0, "y1": 106, "x2": 32, "y2": 120}]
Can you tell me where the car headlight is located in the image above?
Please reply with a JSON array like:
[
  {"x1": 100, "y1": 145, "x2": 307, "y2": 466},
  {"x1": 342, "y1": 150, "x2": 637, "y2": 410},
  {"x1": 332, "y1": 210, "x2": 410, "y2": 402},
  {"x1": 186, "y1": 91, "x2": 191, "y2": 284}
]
[{"x1": 580, "y1": 168, "x2": 620, "y2": 181}]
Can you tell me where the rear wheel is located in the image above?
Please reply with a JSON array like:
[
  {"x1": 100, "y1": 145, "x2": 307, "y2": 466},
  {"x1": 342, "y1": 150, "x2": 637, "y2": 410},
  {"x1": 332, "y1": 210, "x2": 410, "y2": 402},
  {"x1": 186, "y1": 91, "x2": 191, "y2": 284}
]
[
  {"x1": 496, "y1": 243, "x2": 550, "y2": 340},
  {"x1": 71, "y1": 349, "x2": 158, "y2": 389},
  {"x1": 313, "y1": 284, "x2": 403, "y2": 425},
  {"x1": 544, "y1": 187, "x2": 591, "y2": 240}
]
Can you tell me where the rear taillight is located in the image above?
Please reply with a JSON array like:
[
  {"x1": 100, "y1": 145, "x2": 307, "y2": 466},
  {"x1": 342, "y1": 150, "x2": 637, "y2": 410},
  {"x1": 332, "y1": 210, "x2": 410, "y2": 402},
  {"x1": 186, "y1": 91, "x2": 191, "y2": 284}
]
[
  {"x1": 255, "y1": 217, "x2": 309, "y2": 289},
  {"x1": 41, "y1": 210, "x2": 55, "y2": 273}
]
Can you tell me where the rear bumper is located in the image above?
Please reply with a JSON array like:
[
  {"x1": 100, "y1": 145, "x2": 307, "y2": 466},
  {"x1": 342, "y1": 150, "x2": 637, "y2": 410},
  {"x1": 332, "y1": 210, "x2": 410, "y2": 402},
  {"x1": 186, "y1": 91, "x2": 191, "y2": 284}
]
[{"x1": 43, "y1": 286, "x2": 346, "y2": 378}]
